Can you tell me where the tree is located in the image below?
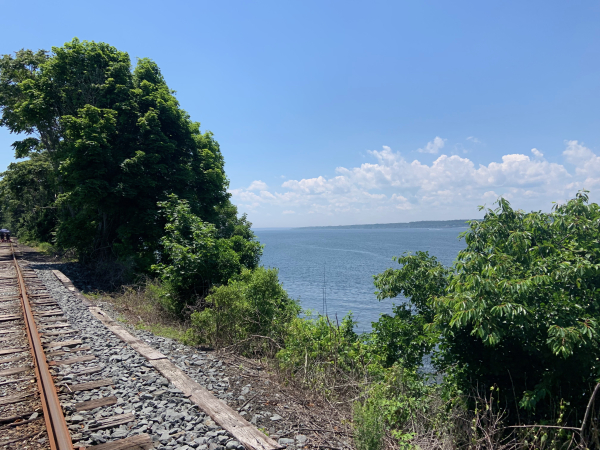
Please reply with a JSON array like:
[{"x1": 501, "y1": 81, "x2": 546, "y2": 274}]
[
  {"x1": 373, "y1": 251, "x2": 449, "y2": 369},
  {"x1": 152, "y1": 194, "x2": 262, "y2": 312},
  {"x1": 0, "y1": 39, "x2": 246, "y2": 269},
  {"x1": 374, "y1": 192, "x2": 600, "y2": 426},
  {"x1": 0, "y1": 154, "x2": 57, "y2": 241}
]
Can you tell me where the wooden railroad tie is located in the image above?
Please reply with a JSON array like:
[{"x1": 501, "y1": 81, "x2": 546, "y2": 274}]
[
  {"x1": 74, "y1": 396, "x2": 118, "y2": 411},
  {"x1": 48, "y1": 355, "x2": 96, "y2": 366},
  {"x1": 84, "y1": 433, "x2": 153, "y2": 450}
]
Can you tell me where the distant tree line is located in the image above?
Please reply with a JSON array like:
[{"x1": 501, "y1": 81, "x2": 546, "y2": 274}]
[{"x1": 300, "y1": 219, "x2": 474, "y2": 230}]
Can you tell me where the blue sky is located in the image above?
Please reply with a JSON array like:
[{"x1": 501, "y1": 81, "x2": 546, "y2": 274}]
[{"x1": 1, "y1": 0, "x2": 599, "y2": 227}]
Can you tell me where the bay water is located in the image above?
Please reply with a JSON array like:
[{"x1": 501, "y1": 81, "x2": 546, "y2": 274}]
[{"x1": 254, "y1": 227, "x2": 468, "y2": 333}]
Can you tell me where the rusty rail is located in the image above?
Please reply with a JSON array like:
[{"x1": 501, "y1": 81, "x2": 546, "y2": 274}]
[{"x1": 11, "y1": 243, "x2": 74, "y2": 450}]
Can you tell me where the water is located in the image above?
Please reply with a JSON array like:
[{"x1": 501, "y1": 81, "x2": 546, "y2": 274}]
[{"x1": 254, "y1": 227, "x2": 467, "y2": 332}]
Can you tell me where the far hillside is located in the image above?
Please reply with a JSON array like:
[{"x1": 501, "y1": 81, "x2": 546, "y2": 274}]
[{"x1": 299, "y1": 219, "x2": 475, "y2": 230}]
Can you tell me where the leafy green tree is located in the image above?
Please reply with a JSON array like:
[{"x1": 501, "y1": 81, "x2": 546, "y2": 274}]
[
  {"x1": 152, "y1": 195, "x2": 262, "y2": 312},
  {"x1": 0, "y1": 154, "x2": 57, "y2": 241},
  {"x1": 373, "y1": 251, "x2": 449, "y2": 369},
  {"x1": 0, "y1": 39, "x2": 237, "y2": 266},
  {"x1": 374, "y1": 192, "x2": 600, "y2": 425}
]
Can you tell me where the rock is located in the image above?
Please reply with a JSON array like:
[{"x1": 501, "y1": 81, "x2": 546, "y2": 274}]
[
  {"x1": 279, "y1": 438, "x2": 295, "y2": 445},
  {"x1": 70, "y1": 414, "x2": 85, "y2": 423},
  {"x1": 270, "y1": 414, "x2": 283, "y2": 421},
  {"x1": 112, "y1": 429, "x2": 128, "y2": 438},
  {"x1": 226, "y1": 440, "x2": 240, "y2": 450},
  {"x1": 296, "y1": 435, "x2": 308, "y2": 444}
]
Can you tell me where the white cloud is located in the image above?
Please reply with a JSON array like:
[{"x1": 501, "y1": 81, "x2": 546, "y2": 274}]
[
  {"x1": 417, "y1": 136, "x2": 446, "y2": 154},
  {"x1": 562, "y1": 140, "x2": 600, "y2": 187},
  {"x1": 247, "y1": 180, "x2": 268, "y2": 191},
  {"x1": 230, "y1": 140, "x2": 599, "y2": 226},
  {"x1": 466, "y1": 136, "x2": 482, "y2": 144},
  {"x1": 531, "y1": 148, "x2": 544, "y2": 158}
]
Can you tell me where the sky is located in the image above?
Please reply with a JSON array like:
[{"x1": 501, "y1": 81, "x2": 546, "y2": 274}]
[{"x1": 0, "y1": 0, "x2": 599, "y2": 227}]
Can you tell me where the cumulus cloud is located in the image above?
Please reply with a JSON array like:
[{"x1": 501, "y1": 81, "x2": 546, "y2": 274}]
[
  {"x1": 230, "y1": 140, "x2": 600, "y2": 225},
  {"x1": 417, "y1": 136, "x2": 446, "y2": 154},
  {"x1": 562, "y1": 140, "x2": 600, "y2": 187},
  {"x1": 531, "y1": 148, "x2": 544, "y2": 158},
  {"x1": 466, "y1": 136, "x2": 482, "y2": 144},
  {"x1": 247, "y1": 180, "x2": 268, "y2": 191}
]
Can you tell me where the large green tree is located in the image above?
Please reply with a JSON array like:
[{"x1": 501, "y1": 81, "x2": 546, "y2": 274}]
[{"x1": 0, "y1": 39, "x2": 254, "y2": 270}]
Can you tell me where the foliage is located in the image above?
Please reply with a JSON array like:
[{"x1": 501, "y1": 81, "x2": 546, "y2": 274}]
[
  {"x1": 373, "y1": 251, "x2": 449, "y2": 369},
  {"x1": 0, "y1": 39, "x2": 246, "y2": 268},
  {"x1": 353, "y1": 399, "x2": 386, "y2": 450},
  {"x1": 188, "y1": 267, "x2": 300, "y2": 354},
  {"x1": 0, "y1": 154, "x2": 57, "y2": 242},
  {"x1": 375, "y1": 192, "x2": 600, "y2": 426},
  {"x1": 151, "y1": 195, "x2": 262, "y2": 312}
]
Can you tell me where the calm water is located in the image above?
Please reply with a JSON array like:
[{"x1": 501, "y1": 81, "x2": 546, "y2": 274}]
[{"x1": 254, "y1": 227, "x2": 467, "y2": 332}]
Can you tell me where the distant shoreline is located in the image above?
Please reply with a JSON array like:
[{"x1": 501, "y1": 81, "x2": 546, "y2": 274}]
[{"x1": 297, "y1": 219, "x2": 476, "y2": 230}]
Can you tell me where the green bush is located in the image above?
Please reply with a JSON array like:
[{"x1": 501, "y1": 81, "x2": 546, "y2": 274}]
[
  {"x1": 188, "y1": 267, "x2": 300, "y2": 354},
  {"x1": 353, "y1": 399, "x2": 386, "y2": 450},
  {"x1": 374, "y1": 192, "x2": 600, "y2": 426},
  {"x1": 152, "y1": 194, "x2": 262, "y2": 313},
  {"x1": 276, "y1": 312, "x2": 384, "y2": 393}
]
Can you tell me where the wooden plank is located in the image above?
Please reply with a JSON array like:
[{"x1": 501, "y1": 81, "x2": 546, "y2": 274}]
[
  {"x1": 52, "y1": 270, "x2": 72, "y2": 285},
  {"x1": 0, "y1": 355, "x2": 25, "y2": 364},
  {"x1": 69, "y1": 378, "x2": 114, "y2": 392},
  {"x1": 74, "y1": 396, "x2": 117, "y2": 411},
  {"x1": 44, "y1": 339, "x2": 82, "y2": 348},
  {"x1": 0, "y1": 347, "x2": 27, "y2": 356},
  {"x1": 72, "y1": 366, "x2": 103, "y2": 376},
  {"x1": 87, "y1": 413, "x2": 135, "y2": 431},
  {"x1": 84, "y1": 433, "x2": 153, "y2": 449},
  {"x1": 48, "y1": 355, "x2": 96, "y2": 366},
  {"x1": 42, "y1": 329, "x2": 78, "y2": 337},
  {"x1": 0, "y1": 314, "x2": 20, "y2": 322},
  {"x1": 0, "y1": 411, "x2": 36, "y2": 424},
  {"x1": 0, "y1": 366, "x2": 29, "y2": 376},
  {"x1": 0, "y1": 376, "x2": 34, "y2": 387},
  {"x1": 52, "y1": 270, "x2": 95, "y2": 306},
  {"x1": 149, "y1": 358, "x2": 283, "y2": 450},
  {"x1": 0, "y1": 329, "x2": 20, "y2": 334},
  {"x1": 34, "y1": 310, "x2": 63, "y2": 317},
  {"x1": 88, "y1": 308, "x2": 166, "y2": 361},
  {"x1": 37, "y1": 317, "x2": 68, "y2": 323},
  {"x1": 38, "y1": 323, "x2": 71, "y2": 330},
  {"x1": 46, "y1": 346, "x2": 91, "y2": 357},
  {"x1": 0, "y1": 392, "x2": 33, "y2": 406}
]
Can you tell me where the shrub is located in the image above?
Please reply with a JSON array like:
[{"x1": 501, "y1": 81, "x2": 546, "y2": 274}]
[
  {"x1": 188, "y1": 267, "x2": 300, "y2": 354},
  {"x1": 374, "y1": 192, "x2": 600, "y2": 426},
  {"x1": 353, "y1": 399, "x2": 386, "y2": 450},
  {"x1": 152, "y1": 194, "x2": 262, "y2": 313}
]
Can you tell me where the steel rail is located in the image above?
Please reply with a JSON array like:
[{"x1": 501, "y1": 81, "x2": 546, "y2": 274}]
[{"x1": 11, "y1": 243, "x2": 74, "y2": 450}]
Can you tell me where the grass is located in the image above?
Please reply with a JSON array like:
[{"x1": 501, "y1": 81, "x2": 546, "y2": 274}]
[
  {"x1": 134, "y1": 323, "x2": 189, "y2": 342},
  {"x1": 83, "y1": 278, "x2": 193, "y2": 345}
]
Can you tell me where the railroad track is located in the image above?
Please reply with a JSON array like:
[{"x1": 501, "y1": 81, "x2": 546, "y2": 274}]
[
  {"x1": 1, "y1": 240, "x2": 282, "y2": 450},
  {"x1": 0, "y1": 242, "x2": 152, "y2": 450}
]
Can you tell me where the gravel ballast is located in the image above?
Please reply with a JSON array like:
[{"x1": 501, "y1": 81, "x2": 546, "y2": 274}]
[{"x1": 34, "y1": 267, "x2": 243, "y2": 450}]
